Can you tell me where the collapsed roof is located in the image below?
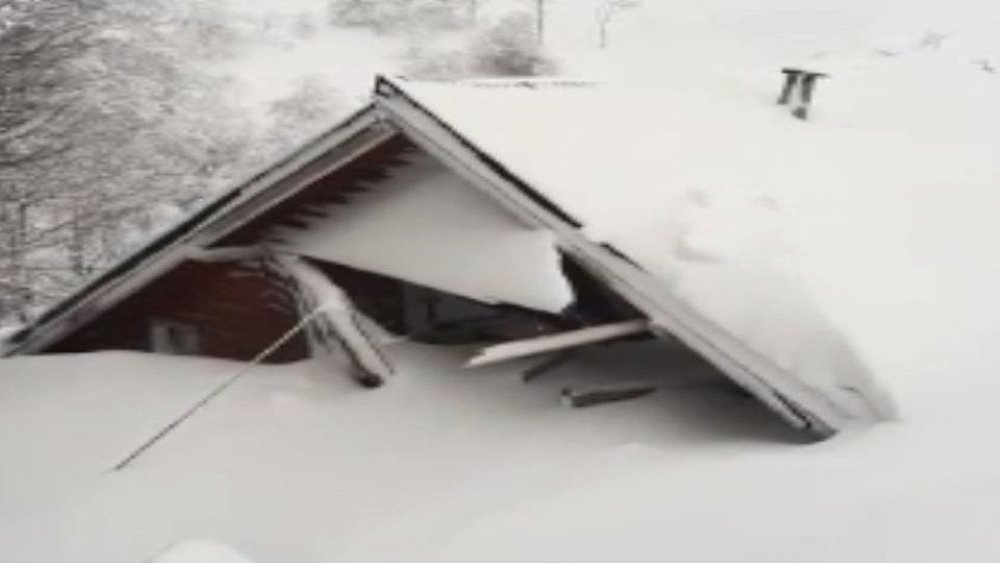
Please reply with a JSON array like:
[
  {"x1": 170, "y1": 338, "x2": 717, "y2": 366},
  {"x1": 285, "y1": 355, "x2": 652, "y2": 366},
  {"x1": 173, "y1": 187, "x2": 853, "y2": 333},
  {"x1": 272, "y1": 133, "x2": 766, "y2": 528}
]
[{"x1": 2, "y1": 75, "x2": 897, "y2": 435}]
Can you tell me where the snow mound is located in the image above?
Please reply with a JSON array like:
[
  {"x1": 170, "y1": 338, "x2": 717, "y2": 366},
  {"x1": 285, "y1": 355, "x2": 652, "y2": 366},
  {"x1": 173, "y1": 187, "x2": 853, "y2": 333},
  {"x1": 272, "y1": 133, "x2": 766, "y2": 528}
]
[
  {"x1": 0, "y1": 345, "x2": 792, "y2": 562},
  {"x1": 152, "y1": 540, "x2": 255, "y2": 563}
]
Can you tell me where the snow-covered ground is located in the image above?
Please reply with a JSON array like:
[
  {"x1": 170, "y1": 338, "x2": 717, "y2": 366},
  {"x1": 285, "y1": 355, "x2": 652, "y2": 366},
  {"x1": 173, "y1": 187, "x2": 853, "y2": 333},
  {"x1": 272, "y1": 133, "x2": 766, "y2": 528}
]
[
  {"x1": 0, "y1": 342, "x2": 799, "y2": 562},
  {"x1": 0, "y1": 331, "x2": 998, "y2": 563},
  {"x1": 5, "y1": 0, "x2": 1000, "y2": 561}
]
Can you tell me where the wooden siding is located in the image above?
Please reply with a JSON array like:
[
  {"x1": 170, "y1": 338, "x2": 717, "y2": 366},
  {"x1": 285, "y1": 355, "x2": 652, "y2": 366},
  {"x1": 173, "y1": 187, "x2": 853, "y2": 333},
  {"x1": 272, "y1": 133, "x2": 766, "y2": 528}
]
[
  {"x1": 48, "y1": 260, "x2": 308, "y2": 363},
  {"x1": 38, "y1": 134, "x2": 419, "y2": 362},
  {"x1": 217, "y1": 134, "x2": 418, "y2": 247}
]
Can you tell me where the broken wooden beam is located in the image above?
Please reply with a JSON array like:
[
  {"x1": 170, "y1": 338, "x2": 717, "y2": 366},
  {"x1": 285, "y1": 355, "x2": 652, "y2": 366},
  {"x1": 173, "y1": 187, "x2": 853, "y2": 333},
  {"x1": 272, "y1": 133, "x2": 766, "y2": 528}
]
[
  {"x1": 559, "y1": 386, "x2": 657, "y2": 408},
  {"x1": 521, "y1": 349, "x2": 578, "y2": 382},
  {"x1": 273, "y1": 254, "x2": 393, "y2": 388},
  {"x1": 466, "y1": 319, "x2": 648, "y2": 368}
]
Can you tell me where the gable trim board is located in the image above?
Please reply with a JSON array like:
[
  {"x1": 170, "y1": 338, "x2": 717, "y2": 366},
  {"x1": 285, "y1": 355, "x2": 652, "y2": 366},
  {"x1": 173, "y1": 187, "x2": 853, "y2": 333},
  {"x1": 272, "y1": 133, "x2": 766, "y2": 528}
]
[{"x1": 3, "y1": 76, "x2": 895, "y2": 435}]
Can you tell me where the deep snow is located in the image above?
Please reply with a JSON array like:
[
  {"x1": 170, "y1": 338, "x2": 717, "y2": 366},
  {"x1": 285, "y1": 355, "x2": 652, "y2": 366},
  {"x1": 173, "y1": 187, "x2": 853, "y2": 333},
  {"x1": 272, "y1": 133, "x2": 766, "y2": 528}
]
[
  {"x1": 1, "y1": 331, "x2": 999, "y2": 562},
  {"x1": 5, "y1": 0, "x2": 1000, "y2": 561},
  {"x1": 153, "y1": 540, "x2": 257, "y2": 563},
  {"x1": 0, "y1": 343, "x2": 794, "y2": 562}
]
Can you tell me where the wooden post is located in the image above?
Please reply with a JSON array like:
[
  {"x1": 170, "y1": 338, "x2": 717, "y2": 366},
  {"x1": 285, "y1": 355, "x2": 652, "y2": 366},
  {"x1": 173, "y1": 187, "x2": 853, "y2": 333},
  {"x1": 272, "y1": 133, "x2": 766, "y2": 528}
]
[
  {"x1": 793, "y1": 72, "x2": 824, "y2": 120},
  {"x1": 779, "y1": 68, "x2": 828, "y2": 120},
  {"x1": 272, "y1": 254, "x2": 393, "y2": 388},
  {"x1": 559, "y1": 386, "x2": 657, "y2": 408},
  {"x1": 777, "y1": 69, "x2": 802, "y2": 105},
  {"x1": 522, "y1": 349, "x2": 578, "y2": 382}
]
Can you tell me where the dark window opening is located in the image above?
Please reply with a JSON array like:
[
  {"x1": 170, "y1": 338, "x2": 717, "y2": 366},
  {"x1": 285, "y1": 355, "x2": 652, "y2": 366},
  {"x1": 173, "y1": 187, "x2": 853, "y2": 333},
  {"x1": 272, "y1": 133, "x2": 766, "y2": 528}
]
[
  {"x1": 305, "y1": 253, "x2": 647, "y2": 346},
  {"x1": 149, "y1": 320, "x2": 201, "y2": 355}
]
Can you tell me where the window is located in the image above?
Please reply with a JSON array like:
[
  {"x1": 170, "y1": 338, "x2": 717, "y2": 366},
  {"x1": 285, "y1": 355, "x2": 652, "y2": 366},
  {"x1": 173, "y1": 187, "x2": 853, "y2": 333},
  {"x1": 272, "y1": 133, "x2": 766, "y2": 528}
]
[{"x1": 149, "y1": 320, "x2": 201, "y2": 356}]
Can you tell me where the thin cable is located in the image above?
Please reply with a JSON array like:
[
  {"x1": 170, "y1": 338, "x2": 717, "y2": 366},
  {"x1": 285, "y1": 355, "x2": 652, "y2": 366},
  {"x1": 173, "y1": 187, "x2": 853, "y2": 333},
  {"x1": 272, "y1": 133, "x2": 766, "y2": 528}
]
[{"x1": 110, "y1": 304, "x2": 330, "y2": 472}]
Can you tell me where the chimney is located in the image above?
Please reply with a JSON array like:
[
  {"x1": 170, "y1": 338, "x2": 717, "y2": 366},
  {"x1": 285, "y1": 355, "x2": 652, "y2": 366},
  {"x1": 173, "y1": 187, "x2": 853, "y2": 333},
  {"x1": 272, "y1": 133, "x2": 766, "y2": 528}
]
[{"x1": 778, "y1": 68, "x2": 828, "y2": 120}]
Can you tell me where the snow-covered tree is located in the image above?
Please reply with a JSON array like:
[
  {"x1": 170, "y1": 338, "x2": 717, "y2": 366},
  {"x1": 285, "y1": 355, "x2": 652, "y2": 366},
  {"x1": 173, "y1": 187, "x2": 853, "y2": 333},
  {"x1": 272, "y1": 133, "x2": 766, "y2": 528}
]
[
  {"x1": 257, "y1": 75, "x2": 343, "y2": 162},
  {"x1": 403, "y1": 10, "x2": 555, "y2": 79},
  {"x1": 328, "y1": 0, "x2": 477, "y2": 32},
  {"x1": 0, "y1": 0, "x2": 257, "y2": 322},
  {"x1": 469, "y1": 11, "x2": 551, "y2": 76},
  {"x1": 168, "y1": 1, "x2": 256, "y2": 61},
  {"x1": 0, "y1": 0, "x2": 104, "y2": 320}
]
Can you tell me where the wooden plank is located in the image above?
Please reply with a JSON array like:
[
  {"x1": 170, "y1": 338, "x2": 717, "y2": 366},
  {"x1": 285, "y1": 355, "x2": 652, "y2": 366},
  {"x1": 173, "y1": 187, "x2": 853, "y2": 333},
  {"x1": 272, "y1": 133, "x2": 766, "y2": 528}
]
[
  {"x1": 559, "y1": 386, "x2": 658, "y2": 408},
  {"x1": 466, "y1": 319, "x2": 648, "y2": 368},
  {"x1": 274, "y1": 254, "x2": 393, "y2": 388},
  {"x1": 521, "y1": 349, "x2": 578, "y2": 382}
]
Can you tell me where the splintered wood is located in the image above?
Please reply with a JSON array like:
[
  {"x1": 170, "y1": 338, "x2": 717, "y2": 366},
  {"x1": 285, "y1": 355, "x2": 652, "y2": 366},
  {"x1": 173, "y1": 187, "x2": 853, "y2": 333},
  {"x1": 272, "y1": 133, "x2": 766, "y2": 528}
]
[
  {"x1": 273, "y1": 254, "x2": 393, "y2": 388},
  {"x1": 560, "y1": 386, "x2": 658, "y2": 409}
]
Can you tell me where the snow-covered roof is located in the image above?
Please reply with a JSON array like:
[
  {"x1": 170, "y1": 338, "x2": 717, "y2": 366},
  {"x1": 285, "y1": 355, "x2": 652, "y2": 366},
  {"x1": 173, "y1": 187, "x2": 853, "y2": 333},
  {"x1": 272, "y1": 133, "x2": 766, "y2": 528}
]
[
  {"x1": 368, "y1": 48, "x2": 1000, "y2": 432},
  {"x1": 374, "y1": 75, "x2": 905, "y2": 431}
]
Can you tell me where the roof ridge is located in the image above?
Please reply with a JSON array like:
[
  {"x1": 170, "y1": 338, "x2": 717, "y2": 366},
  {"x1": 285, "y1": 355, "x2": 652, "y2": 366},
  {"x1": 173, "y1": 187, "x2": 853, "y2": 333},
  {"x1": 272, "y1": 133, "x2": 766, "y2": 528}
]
[{"x1": 390, "y1": 75, "x2": 599, "y2": 89}]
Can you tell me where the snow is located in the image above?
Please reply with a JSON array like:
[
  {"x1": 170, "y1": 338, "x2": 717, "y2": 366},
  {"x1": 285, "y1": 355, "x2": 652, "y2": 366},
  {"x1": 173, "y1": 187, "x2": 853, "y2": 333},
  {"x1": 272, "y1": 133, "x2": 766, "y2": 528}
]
[
  {"x1": 0, "y1": 330, "x2": 999, "y2": 562},
  {"x1": 6, "y1": 0, "x2": 1000, "y2": 560},
  {"x1": 215, "y1": 0, "x2": 403, "y2": 118},
  {"x1": 225, "y1": 26, "x2": 398, "y2": 115},
  {"x1": 270, "y1": 150, "x2": 574, "y2": 313},
  {"x1": 391, "y1": 42, "x2": 1000, "y2": 422},
  {"x1": 153, "y1": 540, "x2": 256, "y2": 563},
  {"x1": 0, "y1": 343, "x2": 788, "y2": 562},
  {"x1": 276, "y1": 254, "x2": 393, "y2": 383}
]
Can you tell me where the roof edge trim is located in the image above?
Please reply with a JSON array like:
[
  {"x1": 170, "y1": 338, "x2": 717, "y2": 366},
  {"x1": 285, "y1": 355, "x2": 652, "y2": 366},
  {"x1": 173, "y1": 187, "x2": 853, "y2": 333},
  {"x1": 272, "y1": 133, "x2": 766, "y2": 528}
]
[{"x1": 374, "y1": 76, "x2": 583, "y2": 229}]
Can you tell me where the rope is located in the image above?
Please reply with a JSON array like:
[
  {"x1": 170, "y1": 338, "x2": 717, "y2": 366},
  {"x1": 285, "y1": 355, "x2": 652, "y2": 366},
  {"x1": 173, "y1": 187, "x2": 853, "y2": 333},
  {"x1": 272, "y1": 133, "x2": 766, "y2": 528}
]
[{"x1": 110, "y1": 304, "x2": 331, "y2": 472}]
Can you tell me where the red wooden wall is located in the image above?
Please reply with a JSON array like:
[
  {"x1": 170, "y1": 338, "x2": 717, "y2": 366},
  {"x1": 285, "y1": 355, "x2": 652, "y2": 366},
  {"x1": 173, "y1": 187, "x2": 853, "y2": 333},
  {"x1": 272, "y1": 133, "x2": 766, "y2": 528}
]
[{"x1": 48, "y1": 260, "x2": 308, "y2": 363}]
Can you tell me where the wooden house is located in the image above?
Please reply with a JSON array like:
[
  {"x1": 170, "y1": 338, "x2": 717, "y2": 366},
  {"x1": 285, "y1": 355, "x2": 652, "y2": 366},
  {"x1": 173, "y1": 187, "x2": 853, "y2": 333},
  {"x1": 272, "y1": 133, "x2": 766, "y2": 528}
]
[{"x1": 2, "y1": 76, "x2": 895, "y2": 435}]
